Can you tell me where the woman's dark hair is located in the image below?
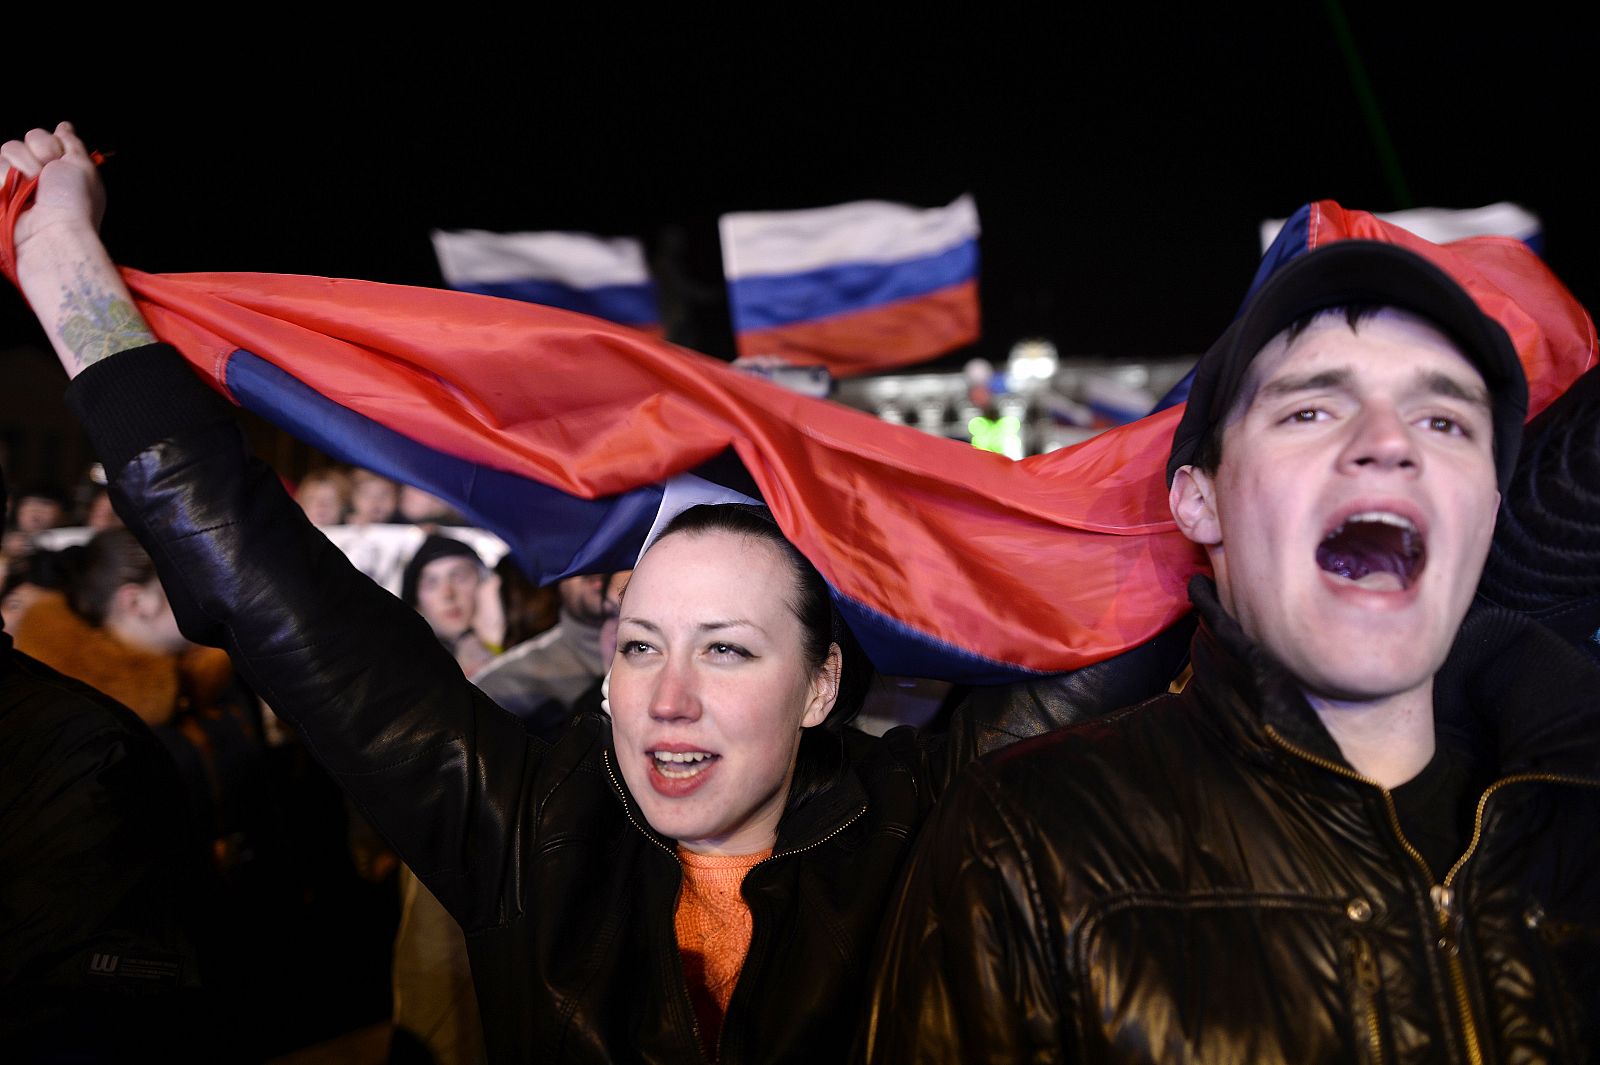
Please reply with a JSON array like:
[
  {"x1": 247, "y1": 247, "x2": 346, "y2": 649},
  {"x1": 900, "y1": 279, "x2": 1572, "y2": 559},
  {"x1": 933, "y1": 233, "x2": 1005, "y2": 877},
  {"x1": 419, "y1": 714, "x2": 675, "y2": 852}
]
[
  {"x1": 652, "y1": 503, "x2": 873, "y2": 823},
  {"x1": 68, "y1": 528, "x2": 158, "y2": 627}
]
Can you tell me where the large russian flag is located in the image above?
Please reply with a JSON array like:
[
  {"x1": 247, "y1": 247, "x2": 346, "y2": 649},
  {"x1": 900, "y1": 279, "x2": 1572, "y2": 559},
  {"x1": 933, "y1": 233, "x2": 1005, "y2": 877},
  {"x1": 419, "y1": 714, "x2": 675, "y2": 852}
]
[
  {"x1": 432, "y1": 228, "x2": 663, "y2": 335},
  {"x1": 720, "y1": 195, "x2": 980, "y2": 376},
  {"x1": 3, "y1": 174, "x2": 1592, "y2": 682}
]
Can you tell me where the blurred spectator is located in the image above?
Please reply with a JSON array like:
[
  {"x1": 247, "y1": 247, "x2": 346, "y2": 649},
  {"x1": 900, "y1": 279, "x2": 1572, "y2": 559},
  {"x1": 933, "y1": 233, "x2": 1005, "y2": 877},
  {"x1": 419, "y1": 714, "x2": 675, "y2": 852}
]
[
  {"x1": 12, "y1": 486, "x2": 64, "y2": 534},
  {"x1": 295, "y1": 468, "x2": 351, "y2": 528},
  {"x1": 397, "y1": 485, "x2": 460, "y2": 527},
  {"x1": 1, "y1": 621, "x2": 206, "y2": 1062},
  {"x1": 401, "y1": 535, "x2": 496, "y2": 677},
  {"x1": 392, "y1": 537, "x2": 505, "y2": 1065},
  {"x1": 494, "y1": 555, "x2": 559, "y2": 651},
  {"x1": 349, "y1": 469, "x2": 401, "y2": 525},
  {"x1": 4, "y1": 484, "x2": 66, "y2": 561},
  {"x1": 84, "y1": 487, "x2": 120, "y2": 530},
  {"x1": 9, "y1": 530, "x2": 262, "y2": 871},
  {"x1": 473, "y1": 572, "x2": 615, "y2": 739},
  {"x1": 12, "y1": 529, "x2": 197, "y2": 727}
]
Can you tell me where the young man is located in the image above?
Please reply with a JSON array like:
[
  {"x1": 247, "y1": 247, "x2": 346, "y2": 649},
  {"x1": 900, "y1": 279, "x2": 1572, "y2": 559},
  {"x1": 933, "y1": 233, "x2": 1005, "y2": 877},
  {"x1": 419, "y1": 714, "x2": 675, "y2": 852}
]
[{"x1": 863, "y1": 243, "x2": 1600, "y2": 1062}]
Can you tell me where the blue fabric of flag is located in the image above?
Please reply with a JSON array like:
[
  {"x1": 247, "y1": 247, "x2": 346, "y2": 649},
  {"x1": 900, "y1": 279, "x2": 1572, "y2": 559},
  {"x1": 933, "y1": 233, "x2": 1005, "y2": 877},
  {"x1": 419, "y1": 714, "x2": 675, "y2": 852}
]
[
  {"x1": 728, "y1": 239, "x2": 978, "y2": 330},
  {"x1": 453, "y1": 278, "x2": 661, "y2": 329},
  {"x1": 225, "y1": 348, "x2": 663, "y2": 580}
]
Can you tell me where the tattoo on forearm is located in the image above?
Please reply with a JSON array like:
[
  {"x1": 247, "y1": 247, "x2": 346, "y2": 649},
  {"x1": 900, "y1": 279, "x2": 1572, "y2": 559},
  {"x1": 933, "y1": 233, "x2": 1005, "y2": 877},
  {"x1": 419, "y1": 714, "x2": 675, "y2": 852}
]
[{"x1": 55, "y1": 269, "x2": 155, "y2": 370}]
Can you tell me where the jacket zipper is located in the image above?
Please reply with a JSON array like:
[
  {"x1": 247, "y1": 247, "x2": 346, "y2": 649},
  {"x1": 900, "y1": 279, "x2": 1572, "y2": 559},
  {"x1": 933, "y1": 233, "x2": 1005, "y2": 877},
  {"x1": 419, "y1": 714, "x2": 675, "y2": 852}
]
[
  {"x1": 603, "y1": 749, "x2": 869, "y2": 1063},
  {"x1": 1267, "y1": 726, "x2": 1600, "y2": 1065},
  {"x1": 754, "y1": 802, "x2": 868, "y2": 867},
  {"x1": 1262, "y1": 728, "x2": 1475, "y2": 1061},
  {"x1": 714, "y1": 802, "x2": 868, "y2": 1062},
  {"x1": 1351, "y1": 936, "x2": 1386, "y2": 1065},
  {"x1": 602, "y1": 750, "x2": 710, "y2": 1062},
  {"x1": 1430, "y1": 771, "x2": 1600, "y2": 1065}
]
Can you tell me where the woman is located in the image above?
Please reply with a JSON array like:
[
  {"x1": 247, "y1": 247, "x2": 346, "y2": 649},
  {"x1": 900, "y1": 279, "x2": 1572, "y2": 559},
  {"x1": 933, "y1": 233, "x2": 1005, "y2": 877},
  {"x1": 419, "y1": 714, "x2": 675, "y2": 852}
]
[
  {"x1": 3, "y1": 123, "x2": 1153, "y2": 1063},
  {"x1": 12, "y1": 528, "x2": 229, "y2": 730}
]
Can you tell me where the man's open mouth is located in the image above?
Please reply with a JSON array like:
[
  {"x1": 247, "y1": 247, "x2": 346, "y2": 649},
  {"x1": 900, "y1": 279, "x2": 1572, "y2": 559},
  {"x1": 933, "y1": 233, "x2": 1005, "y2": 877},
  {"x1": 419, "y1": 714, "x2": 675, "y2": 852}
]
[{"x1": 1315, "y1": 511, "x2": 1426, "y2": 591}]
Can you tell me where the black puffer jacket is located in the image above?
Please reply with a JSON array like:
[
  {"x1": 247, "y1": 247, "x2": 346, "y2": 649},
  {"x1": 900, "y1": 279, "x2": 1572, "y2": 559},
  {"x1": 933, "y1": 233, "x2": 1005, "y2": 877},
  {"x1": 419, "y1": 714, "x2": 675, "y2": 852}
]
[
  {"x1": 864, "y1": 578, "x2": 1600, "y2": 1064},
  {"x1": 67, "y1": 343, "x2": 1181, "y2": 1064}
]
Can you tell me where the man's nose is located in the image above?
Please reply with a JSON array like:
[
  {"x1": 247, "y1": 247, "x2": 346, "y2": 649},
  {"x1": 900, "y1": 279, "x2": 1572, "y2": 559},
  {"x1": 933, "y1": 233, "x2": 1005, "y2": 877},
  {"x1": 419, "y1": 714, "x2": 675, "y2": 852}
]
[{"x1": 1339, "y1": 404, "x2": 1418, "y2": 474}]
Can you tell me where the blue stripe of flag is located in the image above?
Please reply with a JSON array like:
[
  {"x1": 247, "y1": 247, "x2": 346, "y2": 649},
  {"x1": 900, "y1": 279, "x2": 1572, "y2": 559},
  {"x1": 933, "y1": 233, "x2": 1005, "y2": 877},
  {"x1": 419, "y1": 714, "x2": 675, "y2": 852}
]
[
  {"x1": 728, "y1": 239, "x2": 978, "y2": 332},
  {"x1": 224, "y1": 349, "x2": 663, "y2": 581},
  {"x1": 223, "y1": 350, "x2": 1061, "y2": 684},
  {"x1": 455, "y1": 278, "x2": 661, "y2": 329}
]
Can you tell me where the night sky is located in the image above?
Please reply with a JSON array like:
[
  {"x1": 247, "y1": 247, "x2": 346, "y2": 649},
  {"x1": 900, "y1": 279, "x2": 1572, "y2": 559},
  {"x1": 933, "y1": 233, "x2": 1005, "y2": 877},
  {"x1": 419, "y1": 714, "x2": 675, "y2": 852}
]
[{"x1": 3, "y1": 11, "x2": 1594, "y2": 366}]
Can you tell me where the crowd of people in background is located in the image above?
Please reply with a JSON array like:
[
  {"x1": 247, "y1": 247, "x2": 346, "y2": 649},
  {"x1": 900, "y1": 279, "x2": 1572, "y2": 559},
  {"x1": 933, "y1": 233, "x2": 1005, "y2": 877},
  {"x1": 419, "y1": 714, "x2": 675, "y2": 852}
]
[{"x1": 0, "y1": 462, "x2": 624, "y2": 1062}]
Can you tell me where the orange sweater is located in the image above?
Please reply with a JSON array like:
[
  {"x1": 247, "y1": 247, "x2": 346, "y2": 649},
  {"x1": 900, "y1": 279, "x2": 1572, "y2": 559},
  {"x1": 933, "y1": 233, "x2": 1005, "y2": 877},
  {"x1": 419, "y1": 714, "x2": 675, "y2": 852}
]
[
  {"x1": 674, "y1": 846, "x2": 771, "y2": 1059},
  {"x1": 12, "y1": 590, "x2": 233, "y2": 727}
]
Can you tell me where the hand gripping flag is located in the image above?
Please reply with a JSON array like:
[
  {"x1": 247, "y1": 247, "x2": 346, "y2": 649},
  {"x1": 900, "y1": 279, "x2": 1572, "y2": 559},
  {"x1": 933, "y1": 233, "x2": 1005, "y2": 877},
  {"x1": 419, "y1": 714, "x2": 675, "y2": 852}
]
[{"x1": 4, "y1": 174, "x2": 1593, "y2": 683}]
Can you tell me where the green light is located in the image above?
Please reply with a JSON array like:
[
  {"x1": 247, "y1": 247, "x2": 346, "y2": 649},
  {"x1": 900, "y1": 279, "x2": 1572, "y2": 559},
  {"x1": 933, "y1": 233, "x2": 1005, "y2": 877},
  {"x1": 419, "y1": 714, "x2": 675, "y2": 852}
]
[{"x1": 969, "y1": 415, "x2": 1022, "y2": 457}]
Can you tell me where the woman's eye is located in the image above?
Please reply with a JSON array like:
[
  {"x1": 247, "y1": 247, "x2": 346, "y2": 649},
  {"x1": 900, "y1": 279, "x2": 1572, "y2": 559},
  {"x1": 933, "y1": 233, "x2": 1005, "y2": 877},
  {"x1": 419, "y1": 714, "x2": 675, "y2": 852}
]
[
  {"x1": 621, "y1": 640, "x2": 654, "y2": 656},
  {"x1": 707, "y1": 643, "x2": 749, "y2": 660},
  {"x1": 1284, "y1": 408, "x2": 1323, "y2": 424}
]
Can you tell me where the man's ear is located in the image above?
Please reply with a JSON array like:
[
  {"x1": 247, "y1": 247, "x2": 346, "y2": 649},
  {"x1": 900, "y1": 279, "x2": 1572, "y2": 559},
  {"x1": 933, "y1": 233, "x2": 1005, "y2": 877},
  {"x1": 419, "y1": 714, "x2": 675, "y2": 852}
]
[{"x1": 1169, "y1": 465, "x2": 1222, "y2": 546}]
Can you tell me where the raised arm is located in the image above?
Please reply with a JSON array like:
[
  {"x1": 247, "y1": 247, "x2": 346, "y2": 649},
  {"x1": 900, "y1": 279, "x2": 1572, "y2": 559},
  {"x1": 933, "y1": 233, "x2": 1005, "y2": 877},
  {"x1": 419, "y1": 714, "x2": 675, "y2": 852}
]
[
  {"x1": 1, "y1": 122, "x2": 153, "y2": 375},
  {"x1": 3, "y1": 125, "x2": 537, "y2": 931}
]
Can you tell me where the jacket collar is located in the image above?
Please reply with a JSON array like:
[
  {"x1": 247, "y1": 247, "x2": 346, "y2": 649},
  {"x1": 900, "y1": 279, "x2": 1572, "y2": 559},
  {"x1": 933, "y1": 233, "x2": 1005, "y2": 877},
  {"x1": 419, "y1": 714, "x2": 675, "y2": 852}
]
[
  {"x1": 1185, "y1": 576, "x2": 1345, "y2": 769},
  {"x1": 1187, "y1": 575, "x2": 1600, "y2": 781}
]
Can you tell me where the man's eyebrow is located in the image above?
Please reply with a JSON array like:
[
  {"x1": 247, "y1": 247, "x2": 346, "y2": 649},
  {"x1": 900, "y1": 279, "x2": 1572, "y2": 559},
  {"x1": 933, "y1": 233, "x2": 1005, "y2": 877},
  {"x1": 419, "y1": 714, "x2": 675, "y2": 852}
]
[
  {"x1": 1415, "y1": 369, "x2": 1491, "y2": 409},
  {"x1": 1255, "y1": 369, "x2": 1352, "y2": 401}
]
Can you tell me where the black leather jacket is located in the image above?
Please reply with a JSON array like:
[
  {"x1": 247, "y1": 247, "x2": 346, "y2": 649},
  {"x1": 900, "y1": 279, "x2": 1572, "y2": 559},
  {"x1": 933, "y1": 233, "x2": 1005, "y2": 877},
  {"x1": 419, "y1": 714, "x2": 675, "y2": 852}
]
[
  {"x1": 0, "y1": 634, "x2": 203, "y2": 1060},
  {"x1": 66, "y1": 344, "x2": 1183, "y2": 1064},
  {"x1": 864, "y1": 578, "x2": 1600, "y2": 1064}
]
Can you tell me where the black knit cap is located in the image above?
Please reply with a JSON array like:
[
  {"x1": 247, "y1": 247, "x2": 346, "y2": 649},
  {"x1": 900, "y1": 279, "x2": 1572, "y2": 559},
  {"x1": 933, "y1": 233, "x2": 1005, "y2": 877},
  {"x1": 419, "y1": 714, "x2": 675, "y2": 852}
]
[
  {"x1": 1166, "y1": 240, "x2": 1527, "y2": 492},
  {"x1": 400, "y1": 535, "x2": 483, "y2": 607}
]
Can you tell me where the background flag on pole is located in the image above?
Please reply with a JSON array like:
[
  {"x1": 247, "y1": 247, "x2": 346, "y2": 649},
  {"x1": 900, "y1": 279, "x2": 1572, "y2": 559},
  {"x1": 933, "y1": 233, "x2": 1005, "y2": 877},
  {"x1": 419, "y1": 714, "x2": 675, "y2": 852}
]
[
  {"x1": 720, "y1": 195, "x2": 980, "y2": 376},
  {"x1": 432, "y1": 228, "x2": 663, "y2": 335}
]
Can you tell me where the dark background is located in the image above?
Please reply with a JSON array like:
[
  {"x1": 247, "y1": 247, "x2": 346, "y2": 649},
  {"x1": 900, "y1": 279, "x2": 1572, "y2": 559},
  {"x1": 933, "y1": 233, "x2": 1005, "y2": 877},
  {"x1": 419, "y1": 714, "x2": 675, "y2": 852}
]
[{"x1": 1, "y1": 8, "x2": 1594, "y2": 479}]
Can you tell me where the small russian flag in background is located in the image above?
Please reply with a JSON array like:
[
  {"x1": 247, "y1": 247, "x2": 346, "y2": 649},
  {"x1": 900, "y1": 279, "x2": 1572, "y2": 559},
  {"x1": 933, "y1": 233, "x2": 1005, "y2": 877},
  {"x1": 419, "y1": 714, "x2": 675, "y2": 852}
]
[
  {"x1": 720, "y1": 195, "x2": 981, "y2": 376},
  {"x1": 431, "y1": 229, "x2": 663, "y2": 334}
]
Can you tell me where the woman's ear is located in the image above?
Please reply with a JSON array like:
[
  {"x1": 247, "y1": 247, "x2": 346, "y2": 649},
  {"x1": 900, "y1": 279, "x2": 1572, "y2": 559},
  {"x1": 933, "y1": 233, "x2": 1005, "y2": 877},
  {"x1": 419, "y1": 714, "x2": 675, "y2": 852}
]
[
  {"x1": 1169, "y1": 465, "x2": 1222, "y2": 547},
  {"x1": 802, "y1": 643, "x2": 842, "y2": 729}
]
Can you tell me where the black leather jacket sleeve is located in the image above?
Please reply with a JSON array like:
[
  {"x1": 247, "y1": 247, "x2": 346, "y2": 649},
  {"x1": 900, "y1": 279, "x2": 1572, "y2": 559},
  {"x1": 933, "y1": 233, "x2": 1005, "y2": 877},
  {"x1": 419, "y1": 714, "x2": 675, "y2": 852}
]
[{"x1": 65, "y1": 345, "x2": 535, "y2": 932}]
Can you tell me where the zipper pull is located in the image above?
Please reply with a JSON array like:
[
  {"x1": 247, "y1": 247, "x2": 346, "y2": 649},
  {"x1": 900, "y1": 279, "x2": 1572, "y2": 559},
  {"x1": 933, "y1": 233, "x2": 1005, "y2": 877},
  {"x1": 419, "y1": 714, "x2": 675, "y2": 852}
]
[
  {"x1": 1429, "y1": 885, "x2": 1461, "y2": 955},
  {"x1": 1430, "y1": 884, "x2": 1454, "y2": 919}
]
